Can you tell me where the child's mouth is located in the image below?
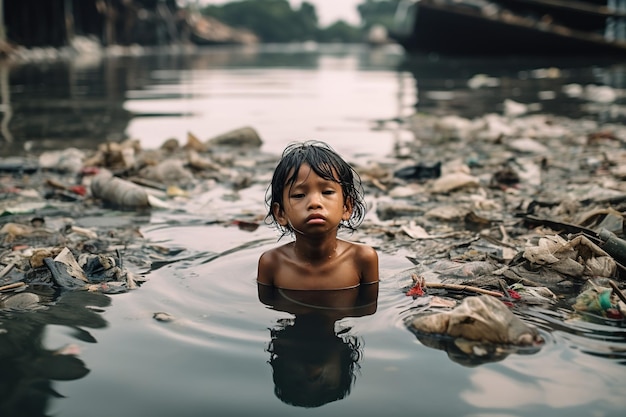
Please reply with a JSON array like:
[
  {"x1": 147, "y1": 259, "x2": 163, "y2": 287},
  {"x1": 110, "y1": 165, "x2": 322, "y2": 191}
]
[{"x1": 306, "y1": 215, "x2": 326, "y2": 224}]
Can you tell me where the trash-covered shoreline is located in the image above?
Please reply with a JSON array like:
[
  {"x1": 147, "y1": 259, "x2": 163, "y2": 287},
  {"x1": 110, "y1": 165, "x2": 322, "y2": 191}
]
[
  {"x1": 0, "y1": 126, "x2": 271, "y2": 301},
  {"x1": 2, "y1": 108, "x2": 626, "y2": 341},
  {"x1": 370, "y1": 110, "x2": 626, "y2": 319}
]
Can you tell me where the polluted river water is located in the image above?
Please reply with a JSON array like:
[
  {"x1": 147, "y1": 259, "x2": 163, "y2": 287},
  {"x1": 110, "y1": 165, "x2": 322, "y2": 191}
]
[{"x1": 1, "y1": 44, "x2": 626, "y2": 417}]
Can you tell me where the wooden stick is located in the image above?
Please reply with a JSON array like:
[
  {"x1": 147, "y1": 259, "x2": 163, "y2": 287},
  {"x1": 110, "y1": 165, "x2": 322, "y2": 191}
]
[
  {"x1": 0, "y1": 262, "x2": 15, "y2": 278},
  {"x1": 501, "y1": 274, "x2": 543, "y2": 288},
  {"x1": 423, "y1": 282, "x2": 503, "y2": 297},
  {"x1": 410, "y1": 273, "x2": 504, "y2": 297},
  {"x1": 609, "y1": 280, "x2": 626, "y2": 305},
  {"x1": 0, "y1": 282, "x2": 26, "y2": 292}
]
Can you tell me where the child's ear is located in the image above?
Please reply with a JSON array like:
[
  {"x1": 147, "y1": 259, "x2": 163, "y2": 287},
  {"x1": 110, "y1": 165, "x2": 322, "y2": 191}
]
[
  {"x1": 272, "y1": 202, "x2": 289, "y2": 226},
  {"x1": 342, "y1": 198, "x2": 354, "y2": 221}
]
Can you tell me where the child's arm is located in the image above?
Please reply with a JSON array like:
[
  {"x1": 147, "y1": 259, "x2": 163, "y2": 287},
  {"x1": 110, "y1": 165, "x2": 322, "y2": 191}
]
[
  {"x1": 256, "y1": 251, "x2": 275, "y2": 286},
  {"x1": 358, "y1": 245, "x2": 379, "y2": 285}
]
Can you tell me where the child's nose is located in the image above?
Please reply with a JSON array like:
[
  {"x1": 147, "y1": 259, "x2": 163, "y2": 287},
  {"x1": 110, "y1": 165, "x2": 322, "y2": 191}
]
[{"x1": 307, "y1": 192, "x2": 323, "y2": 208}]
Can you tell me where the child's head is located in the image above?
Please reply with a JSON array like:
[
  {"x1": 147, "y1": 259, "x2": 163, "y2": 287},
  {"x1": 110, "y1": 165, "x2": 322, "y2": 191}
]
[{"x1": 265, "y1": 141, "x2": 366, "y2": 235}]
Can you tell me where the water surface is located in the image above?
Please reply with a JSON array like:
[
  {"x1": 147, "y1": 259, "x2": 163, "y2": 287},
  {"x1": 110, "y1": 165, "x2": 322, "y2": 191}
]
[{"x1": 1, "y1": 44, "x2": 626, "y2": 417}]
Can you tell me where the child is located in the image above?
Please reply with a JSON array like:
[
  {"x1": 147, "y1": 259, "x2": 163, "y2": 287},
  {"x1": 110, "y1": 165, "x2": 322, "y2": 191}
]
[{"x1": 257, "y1": 141, "x2": 379, "y2": 290}]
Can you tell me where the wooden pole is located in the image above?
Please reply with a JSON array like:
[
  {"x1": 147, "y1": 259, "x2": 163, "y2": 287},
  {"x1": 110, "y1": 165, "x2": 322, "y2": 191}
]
[
  {"x1": 0, "y1": 0, "x2": 6, "y2": 44},
  {"x1": 64, "y1": 0, "x2": 75, "y2": 45},
  {"x1": 609, "y1": 280, "x2": 626, "y2": 305}
]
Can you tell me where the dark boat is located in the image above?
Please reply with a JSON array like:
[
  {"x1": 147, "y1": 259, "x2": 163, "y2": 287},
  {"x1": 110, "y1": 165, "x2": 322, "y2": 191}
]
[{"x1": 389, "y1": 0, "x2": 626, "y2": 55}]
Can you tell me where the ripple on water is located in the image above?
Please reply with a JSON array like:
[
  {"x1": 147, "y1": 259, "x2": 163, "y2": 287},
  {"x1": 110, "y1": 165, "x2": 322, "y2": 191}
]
[
  {"x1": 130, "y1": 224, "x2": 282, "y2": 354},
  {"x1": 132, "y1": 225, "x2": 418, "y2": 354},
  {"x1": 132, "y1": 223, "x2": 626, "y2": 379}
]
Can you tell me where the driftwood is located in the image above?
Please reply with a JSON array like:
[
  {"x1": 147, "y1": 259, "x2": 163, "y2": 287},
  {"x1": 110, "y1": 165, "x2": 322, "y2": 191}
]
[
  {"x1": 0, "y1": 262, "x2": 16, "y2": 278},
  {"x1": 0, "y1": 282, "x2": 25, "y2": 292},
  {"x1": 523, "y1": 215, "x2": 598, "y2": 237},
  {"x1": 423, "y1": 282, "x2": 503, "y2": 297},
  {"x1": 411, "y1": 273, "x2": 503, "y2": 297},
  {"x1": 609, "y1": 280, "x2": 626, "y2": 305}
]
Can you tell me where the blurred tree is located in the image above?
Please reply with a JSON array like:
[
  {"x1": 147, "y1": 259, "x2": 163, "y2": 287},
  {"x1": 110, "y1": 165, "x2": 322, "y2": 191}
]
[
  {"x1": 200, "y1": 0, "x2": 366, "y2": 43},
  {"x1": 201, "y1": 0, "x2": 318, "y2": 42},
  {"x1": 317, "y1": 20, "x2": 362, "y2": 43},
  {"x1": 292, "y1": 2, "x2": 319, "y2": 38}
]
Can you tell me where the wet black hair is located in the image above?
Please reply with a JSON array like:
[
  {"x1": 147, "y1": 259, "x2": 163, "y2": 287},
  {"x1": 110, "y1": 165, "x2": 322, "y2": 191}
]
[{"x1": 265, "y1": 140, "x2": 366, "y2": 235}]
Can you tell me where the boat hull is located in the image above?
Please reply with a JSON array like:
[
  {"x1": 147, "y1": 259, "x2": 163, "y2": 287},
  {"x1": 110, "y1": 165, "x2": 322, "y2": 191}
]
[{"x1": 390, "y1": 0, "x2": 626, "y2": 56}]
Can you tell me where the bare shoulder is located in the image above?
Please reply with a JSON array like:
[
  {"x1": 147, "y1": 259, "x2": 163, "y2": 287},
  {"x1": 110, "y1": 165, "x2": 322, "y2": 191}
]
[
  {"x1": 344, "y1": 240, "x2": 377, "y2": 261},
  {"x1": 256, "y1": 248, "x2": 278, "y2": 286},
  {"x1": 344, "y1": 241, "x2": 379, "y2": 284},
  {"x1": 256, "y1": 243, "x2": 291, "y2": 285}
]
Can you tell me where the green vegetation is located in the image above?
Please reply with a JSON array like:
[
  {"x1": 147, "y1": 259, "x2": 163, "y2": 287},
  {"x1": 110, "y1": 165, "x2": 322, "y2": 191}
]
[
  {"x1": 199, "y1": 0, "x2": 400, "y2": 43},
  {"x1": 200, "y1": 0, "x2": 320, "y2": 42},
  {"x1": 317, "y1": 20, "x2": 362, "y2": 43}
]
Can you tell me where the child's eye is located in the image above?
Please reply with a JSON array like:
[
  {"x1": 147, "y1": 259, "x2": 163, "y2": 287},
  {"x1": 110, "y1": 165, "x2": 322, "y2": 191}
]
[
  {"x1": 290, "y1": 193, "x2": 305, "y2": 199},
  {"x1": 322, "y1": 190, "x2": 336, "y2": 195}
]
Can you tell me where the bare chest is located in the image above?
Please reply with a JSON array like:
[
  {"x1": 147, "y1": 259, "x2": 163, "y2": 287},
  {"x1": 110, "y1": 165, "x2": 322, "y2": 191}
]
[{"x1": 273, "y1": 256, "x2": 361, "y2": 290}]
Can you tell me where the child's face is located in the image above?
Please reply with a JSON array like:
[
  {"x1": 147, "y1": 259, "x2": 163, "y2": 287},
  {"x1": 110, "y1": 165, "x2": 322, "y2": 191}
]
[{"x1": 273, "y1": 164, "x2": 352, "y2": 236}]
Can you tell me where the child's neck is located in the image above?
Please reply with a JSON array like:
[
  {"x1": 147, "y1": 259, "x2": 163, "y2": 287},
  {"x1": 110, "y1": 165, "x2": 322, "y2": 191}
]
[{"x1": 293, "y1": 236, "x2": 338, "y2": 263}]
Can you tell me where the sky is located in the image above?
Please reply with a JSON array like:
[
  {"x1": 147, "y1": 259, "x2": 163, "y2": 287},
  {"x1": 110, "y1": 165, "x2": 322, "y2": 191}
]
[{"x1": 197, "y1": 0, "x2": 362, "y2": 26}]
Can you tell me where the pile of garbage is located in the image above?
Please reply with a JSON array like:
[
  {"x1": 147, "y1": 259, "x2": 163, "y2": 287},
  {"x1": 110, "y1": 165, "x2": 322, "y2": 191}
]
[
  {"x1": 354, "y1": 109, "x2": 626, "y2": 356},
  {"x1": 1, "y1": 108, "x2": 626, "y2": 354},
  {"x1": 0, "y1": 126, "x2": 269, "y2": 308}
]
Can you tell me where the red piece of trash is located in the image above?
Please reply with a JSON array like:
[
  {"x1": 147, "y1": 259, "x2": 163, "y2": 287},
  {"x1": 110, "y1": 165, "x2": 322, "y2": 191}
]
[
  {"x1": 68, "y1": 185, "x2": 87, "y2": 196},
  {"x1": 406, "y1": 284, "x2": 425, "y2": 297},
  {"x1": 507, "y1": 289, "x2": 521, "y2": 300},
  {"x1": 80, "y1": 167, "x2": 100, "y2": 176}
]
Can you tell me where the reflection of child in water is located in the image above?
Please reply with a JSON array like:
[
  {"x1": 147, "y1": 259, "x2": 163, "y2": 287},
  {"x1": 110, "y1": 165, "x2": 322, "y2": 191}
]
[
  {"x1": 266, "y1": 314, "x2": 362, "y2": 408},
  {"x1": 259, "y1": 285, "x2": 377, "y2": 408}
]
